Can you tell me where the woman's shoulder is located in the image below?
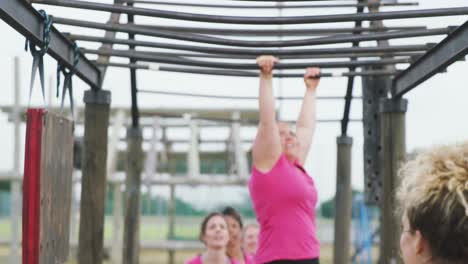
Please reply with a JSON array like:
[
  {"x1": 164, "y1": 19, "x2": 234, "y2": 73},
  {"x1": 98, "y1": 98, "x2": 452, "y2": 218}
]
[
  {"x1": 244, "y1": 254, "x2": 256, "y2": 264},
  {"x1": 230, "y1": 257, "x2": 243, "y2": 264},
  {"x1": 251, "y1": 154, "x2": 289, "y2": 175},
  {"x1": 184, "y1": 255, "x2": 202, "y2": 264}
]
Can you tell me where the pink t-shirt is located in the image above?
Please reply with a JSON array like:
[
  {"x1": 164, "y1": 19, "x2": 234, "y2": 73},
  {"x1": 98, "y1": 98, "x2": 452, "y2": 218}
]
[
  {"x1": 244, "y1": 254, "x2": 255, "y2": 264},
  {"x1": 185, "y1": 255, "x2": 240, "y2": 264},
  {"x1": 249, "y1": 155, "x2": 320, "y2": 264}
]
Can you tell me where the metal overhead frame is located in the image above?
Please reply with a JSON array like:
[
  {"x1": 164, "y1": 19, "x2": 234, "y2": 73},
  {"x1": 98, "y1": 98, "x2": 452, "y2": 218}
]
[
  {"x1": 233, "y1": 0, "x2": 357, "y2": 1},
  {"x1": 84, "y1": 49, "x2": 423, "y2": 60},
  {"x1": 232, "y1": 0, "x2": 359, "y2": 1},
  {"x1": 362, "y1": 0, "x2": 397, "y2": 207},
  {"x1": 128, "y1": 2, "x2": 140, "y2": 128},
  {"x1": 93, "y1": 61, "x2": 400, "y2": 78},
  {"x1": 69, "y1": 34, "x2": 432, "y2": 56},
  {"x1": 124, "y1": 138, "x2": 251, "y2": 144},
  {"x1": 0, "y1": 0, "x2": 101, "y2": 89},
  {"x1": 117, "y1": 0, "x2": 419, "y2": 9},
  {"x1": 392, "y1": 20, "x2": 468, "y2": 97},
  {"x1": 128, "y1": 24, "x2": 427, "y2": 37},
  {"x1": 95, "y1": 1, "x2": 124, "y2": 79},
  {"x1": 134, "y1": 112, "x2": 363, "y2": 125},
  {"x1": 341, "y1": 0, "x2": 364, "y2": 136},
  {"x1": 83, "y1": 47, "x2": 413, "y2": 69},
  {"x1": 52, "y1": 17, "x2": 451, "y2": 48},
  {"x1": 31, "y1": 0, "x2": 468, "y2": 25},
  {"x1": 137, "y1": 89, "x2": 363, "y2": 101}
]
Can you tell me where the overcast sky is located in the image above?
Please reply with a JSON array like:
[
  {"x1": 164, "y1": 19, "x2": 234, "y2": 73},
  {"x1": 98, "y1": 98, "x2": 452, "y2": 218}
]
[{"x1": 0, "y1": 0, "x2": 467, "y2": 207}]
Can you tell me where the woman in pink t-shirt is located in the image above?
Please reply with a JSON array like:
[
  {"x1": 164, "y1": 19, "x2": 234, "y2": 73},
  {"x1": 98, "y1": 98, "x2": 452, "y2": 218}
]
[
  {"x1": 185, "y1": 212, "x2": 240, "y2": 264},
  {"x1": 249, "y1": 56, "x2": 320, "y2": 264},
  {"x1": 222, "y1": 206, "x2": 256, "y2": 264},
  {"x1": 242, "y1": 223, "x2": 259, "y2": 257}
]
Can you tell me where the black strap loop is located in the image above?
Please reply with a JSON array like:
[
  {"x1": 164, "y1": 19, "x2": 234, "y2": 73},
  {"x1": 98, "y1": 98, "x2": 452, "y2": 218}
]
[
  {"x1": 25, "y1": 9, "x2": 53, "y2": 107},
  {"x1": 56, "y1": 42, "x2": 80, "y2": 120}
]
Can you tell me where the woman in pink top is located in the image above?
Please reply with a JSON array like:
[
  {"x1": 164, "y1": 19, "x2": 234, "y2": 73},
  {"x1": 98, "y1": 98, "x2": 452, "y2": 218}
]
[
  {"x1": 222, "y1": 206, "x2": 256, "y2": 264},
  {"x1": 249, "y1": 55, "x2": 320, "y2": 264},
  {"x1": 242, "y1": 223, "x2": 259, "y2": 256},
  {"x1": 185, "y1": 212, "x2": 240, "y2": 264}
]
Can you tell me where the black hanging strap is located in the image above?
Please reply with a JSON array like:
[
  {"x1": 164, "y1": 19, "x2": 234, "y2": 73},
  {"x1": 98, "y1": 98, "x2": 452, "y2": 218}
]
[
  {"x1": 26, "y1": 9, "x2": 52, "y2": 106},
  {"x1": 57, "y1": 42, "x2": 80, "y2": 121}
]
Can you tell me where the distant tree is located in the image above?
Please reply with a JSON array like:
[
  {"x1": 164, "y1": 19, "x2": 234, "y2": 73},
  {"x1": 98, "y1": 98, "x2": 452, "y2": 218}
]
[
  {"x1": 238, "y1": 192, "x2": 256, "y2": 218},
  {"x1": 214, "y1": 192, "x2": 256, "y2": 219},
  {"x1": 0, "y1": 181, "x2": 10, "y2": 191},
  {"x1": 320, "y1": 189, "x2": 363, "y2": 219}
]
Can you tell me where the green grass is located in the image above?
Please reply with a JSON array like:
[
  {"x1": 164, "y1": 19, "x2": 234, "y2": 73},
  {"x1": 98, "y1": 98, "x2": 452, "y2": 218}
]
[
  {"x1": 1, "y1": 216, "x2": 336, "y2": 241},
  {"x1": 0, "y1": 216, "x2": 379, "y2": 264},
  {"x1": 0, "y1": 244, "x2": 366, "y2": 264},
  {"x1": 99, "y1": 217, "x2": 201, "y2": 241},
  {"x1": 0, "y1": 216, "x2": 201, "y2": 241},
  {"x1": 0, "y1": 218, "x2": 11, "y2": 238}
]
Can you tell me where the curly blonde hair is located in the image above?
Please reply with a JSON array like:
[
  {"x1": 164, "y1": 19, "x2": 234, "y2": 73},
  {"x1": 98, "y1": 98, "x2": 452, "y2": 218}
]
[{"x1": 397, "y1": 141, "x2": 468, "y2": 262}]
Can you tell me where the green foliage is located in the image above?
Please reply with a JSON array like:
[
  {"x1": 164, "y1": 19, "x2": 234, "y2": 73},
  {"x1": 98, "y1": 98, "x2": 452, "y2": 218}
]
[
  {"x1": 0, "y1": 192, "x2": 11, "y2": 216},
  {"x1": 320, "y1": 189, "x2": 363, "y2": 219},
  {"x1": 0, "y1": 182, "x2": 12, "y2": 216},
  {"x1": 0, "y1": 181, "x2": 10, "y2": 191},
  {"x1": 116, "y1": 152, "x2": 230, "y2": 174},
  {"x1": 320, "y1": 197, "x2": 335, "y2": 219},
  {"x1": 213, "y1": 191, "x2": 256, "y2": 219},
  {"x1": 237, "y1": 192, "x2": 256, "y2": 218},
  {"x1": 104, "y1": 186, "x2": 208, "y2": 216}
]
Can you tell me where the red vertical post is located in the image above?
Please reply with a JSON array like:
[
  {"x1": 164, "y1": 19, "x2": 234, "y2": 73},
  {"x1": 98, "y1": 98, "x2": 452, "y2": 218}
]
[{"x1": 22, "y1": 108, "x2": 45, "y2": 264}]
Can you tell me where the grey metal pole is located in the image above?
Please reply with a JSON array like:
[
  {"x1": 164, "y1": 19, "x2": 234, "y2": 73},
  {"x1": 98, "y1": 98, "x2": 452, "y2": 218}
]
[
  {"x1": 122, "y1": 2, "x2": 143, "y2": 261},
  {"x1": 82, "y1": 48, "x2": 422, "y2": 60},
  {"x1": 361, "y1": 67, "x2": 390, "y2": 202},
  {"x1": 118, "y1": 0, "x2": 419, "y2": 9},
  {"x1": 138, "y1": 89, "x2": 362, "y2": 100},
  {"x1": 109, "y1": 111, "x2": 126, "y2": 264},
  {"x1": 379, "y1": 98, "x2": 407, "y2": 264},
  {"x1": 112, "y1": 183, "x2": 124, "y2": 263},
  {"x1": 168, "y1": 185, "x2": 176, "y2": 264},
  {"x1": 333, "y1": 136, "x2": 353, "y2": 264},
  {"x1": 96, "y1": 0, "x2": 124, "y2": 80},
  {"x1": 124, "y1": 23, "x2": 426, "y2": 36},
  {"x1": 53, "y1": 17, "x2": 451, "y2": 47},
  {"x1": 10, "y1": 56, "x2": 21, "y2": 264},
  {"x1": 69, "y1": 34, "x2": 431, "y2": 56},
  {"x1": 334, "y1": 3, "x2": 362, "y2": 263},
  {"x1": 78, "y1": 89, "x2": 111, "y2": 264},
  {"x1": 369, "y1": 2, "x2": 400, "y2": 262},
  {"x1": 82, "y1": 47, "x2": 412, "y2": 69},
  {"x1": 340, "y1": 0, "x2": 364, "y2": 138},
  {"x1": 123, "y1": 127, "x2": 144, "y2": 264},
  {"x1": 93, "y1": 61, "x2": 400, "y2": 78}
]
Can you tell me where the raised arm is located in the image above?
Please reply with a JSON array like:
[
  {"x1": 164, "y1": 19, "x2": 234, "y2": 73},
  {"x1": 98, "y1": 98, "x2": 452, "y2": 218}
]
[
  {"x1": 296, "y1": 67, "x2": 320, "y2": 165},
  {"x1": 252, "y1": 56, "x2": 282, "y2": 172}
]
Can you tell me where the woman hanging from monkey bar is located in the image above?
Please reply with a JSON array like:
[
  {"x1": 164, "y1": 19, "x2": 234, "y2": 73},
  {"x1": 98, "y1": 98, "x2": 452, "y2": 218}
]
[{"x1": 249, "y1": 55, "x2": 321, "y2": 264}]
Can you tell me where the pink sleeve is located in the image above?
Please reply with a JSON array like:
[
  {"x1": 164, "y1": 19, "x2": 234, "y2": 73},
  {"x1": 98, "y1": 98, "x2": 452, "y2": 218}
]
[
  {"x1": 245, "y1": 255, "x2": 256, "y2": 264},
  {"x1": 185, "y1": 255, "x2": 201, "y2": 264}
]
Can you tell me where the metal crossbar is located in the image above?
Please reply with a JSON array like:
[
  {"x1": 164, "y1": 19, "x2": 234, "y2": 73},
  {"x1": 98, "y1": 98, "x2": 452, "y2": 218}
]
[
  {"x1": 0, "y1": 0, "x2": 101, "y2": 89},
  {"x1": 32, "y1": 0, "x2": 468, "y2": 25}
]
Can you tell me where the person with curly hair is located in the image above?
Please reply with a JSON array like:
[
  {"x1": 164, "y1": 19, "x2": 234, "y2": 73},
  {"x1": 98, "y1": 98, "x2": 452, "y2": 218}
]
[{"x1": 397, "y1": 142, "x2": 468, "y2": 264}]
